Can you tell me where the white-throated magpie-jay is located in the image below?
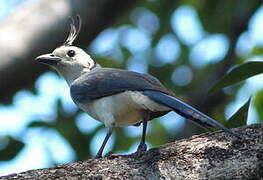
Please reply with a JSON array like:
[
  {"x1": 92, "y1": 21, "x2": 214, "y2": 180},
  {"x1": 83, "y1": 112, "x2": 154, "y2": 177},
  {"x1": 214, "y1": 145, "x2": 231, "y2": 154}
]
[{"x1": 35, "y1": 16, "x2": 239, "y2": 158}]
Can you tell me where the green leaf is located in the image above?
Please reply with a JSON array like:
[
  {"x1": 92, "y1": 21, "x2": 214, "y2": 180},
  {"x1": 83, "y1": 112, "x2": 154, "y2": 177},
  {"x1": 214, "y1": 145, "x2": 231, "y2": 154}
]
[
  {"x1": 210, "y1": 61, "x2": 263, "y2": 93},
  {"x1": 27, "y1": 121, "x2": 52, "y2": 128},
  {"x1": 226, "y1": 97, "x2": 251, "y2": 128},
  {"x1": 114, "y1": 128, "x2": 136, "y2": 152},
  {"x1": 0, "y1": 136, "x2": 24, "y2": 161},
  {"x1": 254, "y1": 89, "x2": 263, "y2": 122},
  {"x1": 148, "y1": 120, "x2": 169, "y2": 147},
  {"x1": 251, "y1": 46, "x2": 263, "y2": 56}
]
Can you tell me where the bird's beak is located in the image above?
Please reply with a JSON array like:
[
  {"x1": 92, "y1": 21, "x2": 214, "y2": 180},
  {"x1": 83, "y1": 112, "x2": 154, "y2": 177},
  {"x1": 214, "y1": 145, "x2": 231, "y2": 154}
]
[{"x1": 35, "y1": 53, "x2": 61, "y2": 65}]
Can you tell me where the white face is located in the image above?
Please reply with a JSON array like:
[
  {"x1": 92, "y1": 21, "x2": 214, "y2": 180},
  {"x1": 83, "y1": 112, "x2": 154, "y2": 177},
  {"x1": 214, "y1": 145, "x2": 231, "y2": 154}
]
[
  {"x1": 36, "y1": 45, "x2": 96, "y2": 85},
  {"x1": 53, "y1": 46, "x2": 95, "y2": 71}
]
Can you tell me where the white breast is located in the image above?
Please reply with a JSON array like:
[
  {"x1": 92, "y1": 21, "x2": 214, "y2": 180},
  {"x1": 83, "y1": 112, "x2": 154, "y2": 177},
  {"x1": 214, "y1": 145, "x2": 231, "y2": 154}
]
[{"x1": 76, "y1": 91, "x2": 170, "y2": 129}]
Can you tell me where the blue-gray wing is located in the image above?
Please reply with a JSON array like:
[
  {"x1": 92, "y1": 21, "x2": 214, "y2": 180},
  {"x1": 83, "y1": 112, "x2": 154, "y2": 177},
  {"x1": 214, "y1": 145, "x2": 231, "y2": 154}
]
[{"x1": 70, "y1": 68, "x2": 172, "y2": 103}]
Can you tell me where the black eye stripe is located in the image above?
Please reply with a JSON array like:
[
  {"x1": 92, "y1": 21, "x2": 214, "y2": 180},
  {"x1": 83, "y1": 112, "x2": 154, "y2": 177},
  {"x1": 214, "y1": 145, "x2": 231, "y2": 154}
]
[{"x1": 67, "y1": 50, "x2": 75, "y2": 57}]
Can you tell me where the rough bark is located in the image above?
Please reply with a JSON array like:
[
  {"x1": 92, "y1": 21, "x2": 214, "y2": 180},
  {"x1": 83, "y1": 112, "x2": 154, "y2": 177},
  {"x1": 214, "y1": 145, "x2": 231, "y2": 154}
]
[
  {"x1": 1, "y1": 123, "x2": 263, "y2": 180},
  {"x1": 0, "y1": 0, "x2": 138, "y2": 104}
]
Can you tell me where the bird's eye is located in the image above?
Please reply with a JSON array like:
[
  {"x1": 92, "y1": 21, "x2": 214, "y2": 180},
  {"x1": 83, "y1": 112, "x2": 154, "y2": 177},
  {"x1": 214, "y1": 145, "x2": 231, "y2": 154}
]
[{"x1": 67, "y1": 50, "x2": 75, "y2": 57}]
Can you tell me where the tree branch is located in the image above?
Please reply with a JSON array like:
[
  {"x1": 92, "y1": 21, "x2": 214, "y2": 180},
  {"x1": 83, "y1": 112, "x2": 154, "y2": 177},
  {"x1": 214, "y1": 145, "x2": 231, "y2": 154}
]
[{"x1": 2, "y1": 123, "x2": 263, "y2": 179}]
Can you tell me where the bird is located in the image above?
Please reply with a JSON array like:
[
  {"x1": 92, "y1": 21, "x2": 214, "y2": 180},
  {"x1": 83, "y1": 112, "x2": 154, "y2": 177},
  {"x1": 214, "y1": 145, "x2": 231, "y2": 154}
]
[{"x1": 35, "y1": 16, "x2": 239, "y2": 158}]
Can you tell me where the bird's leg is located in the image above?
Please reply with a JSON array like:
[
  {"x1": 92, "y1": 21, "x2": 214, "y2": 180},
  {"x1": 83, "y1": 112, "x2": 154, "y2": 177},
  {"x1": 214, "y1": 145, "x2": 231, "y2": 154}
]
[
  {"x1": 136, "y1": 112, "x2": 149, "y2": 155},
  {"x1": 95, "y1": 130, "x2": 112, "y2": 158}
]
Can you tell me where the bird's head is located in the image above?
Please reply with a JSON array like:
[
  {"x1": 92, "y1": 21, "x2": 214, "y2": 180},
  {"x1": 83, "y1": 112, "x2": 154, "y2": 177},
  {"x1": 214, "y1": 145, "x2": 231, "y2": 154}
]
[{"x1": 35, "y1": 16, "x2": 97, "y2": 85}]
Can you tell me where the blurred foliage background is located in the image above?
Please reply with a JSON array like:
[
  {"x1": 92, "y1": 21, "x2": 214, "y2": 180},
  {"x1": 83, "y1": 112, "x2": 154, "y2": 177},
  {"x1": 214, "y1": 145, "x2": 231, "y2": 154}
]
[{"x1": 0, "y1": 0, "x2": 263, "y2": 175}]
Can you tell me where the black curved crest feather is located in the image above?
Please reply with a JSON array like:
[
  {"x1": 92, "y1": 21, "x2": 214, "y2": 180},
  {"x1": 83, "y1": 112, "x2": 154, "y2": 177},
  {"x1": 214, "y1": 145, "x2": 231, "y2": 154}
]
[{"x1": 64, "y1": 15, "x2": 82, "y2": 46}]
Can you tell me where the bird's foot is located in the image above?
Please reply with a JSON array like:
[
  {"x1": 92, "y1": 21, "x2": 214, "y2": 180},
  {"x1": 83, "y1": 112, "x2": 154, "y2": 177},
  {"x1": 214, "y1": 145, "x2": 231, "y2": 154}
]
[
  {"x1": 94, "y1": 154, "x2": 102, "y2": 159},
  {"x1": 133, "y1": 142, "x2": 147, "y2": 157},
  {"x1": 106, "y1": 152, "x2": 121, "y2": 159}
]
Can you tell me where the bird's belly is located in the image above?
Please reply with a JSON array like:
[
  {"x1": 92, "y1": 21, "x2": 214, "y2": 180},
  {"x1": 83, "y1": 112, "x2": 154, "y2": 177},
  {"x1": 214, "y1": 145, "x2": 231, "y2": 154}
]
[
  {"x1": 112, "y1": 104, "x2": 144, "y2": 126},
  {"x1": 76, "y1": 91, "x2": 169, "y2": 127}
]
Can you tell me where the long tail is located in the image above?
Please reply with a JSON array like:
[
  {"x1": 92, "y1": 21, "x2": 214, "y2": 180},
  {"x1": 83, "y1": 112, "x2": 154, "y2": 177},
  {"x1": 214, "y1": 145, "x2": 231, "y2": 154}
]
[{"x1": 142, "y1": 90, "x2": 240, "y2": 137}]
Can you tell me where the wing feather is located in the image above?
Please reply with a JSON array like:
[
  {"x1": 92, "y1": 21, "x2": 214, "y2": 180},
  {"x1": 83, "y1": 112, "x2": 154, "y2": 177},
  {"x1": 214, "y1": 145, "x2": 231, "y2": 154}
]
[{"x1": 70, "y1": 68, "x2": 172, "y2": 103}]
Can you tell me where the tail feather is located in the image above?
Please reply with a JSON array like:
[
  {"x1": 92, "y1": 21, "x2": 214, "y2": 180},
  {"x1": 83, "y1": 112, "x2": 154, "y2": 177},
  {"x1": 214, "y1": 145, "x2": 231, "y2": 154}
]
[{"x1": 142, "y1": 90, "x2": 240, "y2": 137}]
